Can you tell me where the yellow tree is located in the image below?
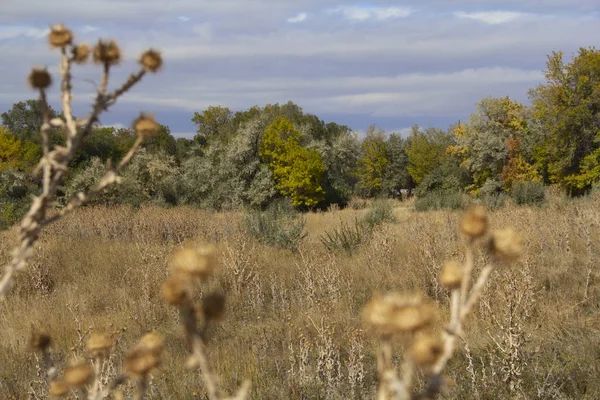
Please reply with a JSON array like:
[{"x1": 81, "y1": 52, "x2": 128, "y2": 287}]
[
  {"x1": 356, "y1": 125, "x2": 389, "y2": 196},
  {"x1": 0, "y1": 127, "x2": 24, "y2": 171},
  {"x1": 259, "y1": 117, "x2": 326, "y2": 207}
]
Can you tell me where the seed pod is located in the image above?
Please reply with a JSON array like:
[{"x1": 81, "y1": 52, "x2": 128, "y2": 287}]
[
  {"x1": 440, "y1": 261, "x2": 463, "y2": 290},
  {"x1": 27, "y1": 67, "x2": 52, "y2": 90},
  {"x1": 411, "y1": 334, "x2": 445, "y2": 367},
  {"x1": 72, "y1": 43, "x2": 90, "y2": 64},
  {"x1": 202, "y1": 292, "x2": 226, "y2": 320},
  {"x1": 460, "y1": 205, "x2": 488, "y2": 239},
  {"x1": 48, "y1": 24, "x2": 73, "y2": 48},
  {"x1": 488, "y1": 228, "x2": 523, "y2": 263},
  {"x1": 132, "y1": 113, "x2": 160, "y2": 138},
  {"x1": 161, "y1": 274, "x2": 192, "y2": 305},
  {"x1": 30, "y1": 328, "x2": 51, "y2": 350},
  {"x1": 48, "y1": 379, "x2": 69, "y2": 396},
  {"x1": 362, "y1": 292, "x2": 436, "y2": 336},
  {"x1": 93, "y1": 39, "x2": 121, "y2": 65},
  {"x1": 139, "y1": 49, "x2": 163, "y2": 73},
  {"x1": 170, "y1": 244, "x2": 216, "y2": 280},
  {"x1": 137, "y1": 331, "x2": 164, "y2": 355},
  {"x1": 125, "y1": 347, "x2": 160, "y2": 378},
  {"x1": 86, "y1": 332, "x2": 113, "y2": 358},
  {"x1": 63, "y1": 361, "x2": 92, "y2": 388}
]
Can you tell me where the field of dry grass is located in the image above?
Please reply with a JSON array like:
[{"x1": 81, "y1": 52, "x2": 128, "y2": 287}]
[{"x1": 1, "y1": 194, "x2": 599, "y2": 399}]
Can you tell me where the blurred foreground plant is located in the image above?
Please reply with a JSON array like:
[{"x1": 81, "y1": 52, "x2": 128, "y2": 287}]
[
  {"x1": 0, "y1": 23, "x2": 163, "y2": 295},
  {"x1": 362, "y1": 205, "x2": 523, "y2": 399}
]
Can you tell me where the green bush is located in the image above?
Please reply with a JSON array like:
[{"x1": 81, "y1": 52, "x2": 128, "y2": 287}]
[
  {"x1": 242, "y1": 199, "x2": 307, "y2": 251},
  {"x1": 512, "y1": 180, "x2": 546, "y2": 206},
  {"x1": 319, "y1": 217, "x2": 372, "y2": 255},
  {"x1": 363, "y1": 198, "x2": 395, "y2": 227},
  {"x1": 414, "y1": 191, "x2": 466, "y2": 212},
  {"x1": 479, "y1": 178, "x2": 507, "y2": 210},
  {"x1": 0, "y1": 169, "x2": 40, "y2": 230}
]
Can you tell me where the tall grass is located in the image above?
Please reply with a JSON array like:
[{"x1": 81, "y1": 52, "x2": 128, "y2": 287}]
[{"x1": 1, "y1": 193, "x2": 599, "y2": 398}]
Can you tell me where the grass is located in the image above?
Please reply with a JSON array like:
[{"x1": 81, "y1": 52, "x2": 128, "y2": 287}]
[{"x1": 1, "y1": 193, "x2": 599, "y2": 398}]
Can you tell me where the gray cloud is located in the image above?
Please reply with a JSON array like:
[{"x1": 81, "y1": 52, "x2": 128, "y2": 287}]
[{"x1": 0, "y1": 1, "x2": 599, "y2": 136}]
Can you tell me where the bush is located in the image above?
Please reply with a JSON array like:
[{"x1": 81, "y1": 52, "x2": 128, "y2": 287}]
[
  {"x1": 414, "y1": 191, "x2": 466, "y2": 212},
  {"x1": 479, "y1": 178, "x2": 507, "y2": 210},
  {"x1": 320, "y1": 217, "x2": 372, "y2": 254},
  {"x1": 0, "y1": 169, "x2": 40, "y2": 230},
  {"x1": 363, "y1": 198, "x2": 395, "y2": 227},
  {"x1": 242, "y1": 199, "x2": 307, "y2": 251},
  {"x1": 512, "y1": 180, "x2": 546, "y2": 206}
]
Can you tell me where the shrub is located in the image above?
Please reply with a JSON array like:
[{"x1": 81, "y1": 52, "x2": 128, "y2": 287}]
[
  {"x1": 414, "y1": 190, "x2": 466, "y2": 212},
  {"x1": 479, "y1": 178, "x2": 507, "y2": 210},
  {"x1": 512, "y1": 180, "x2": 546, "y2": 206},
  {"x1": 319, "y1": 217, "x2": 372, "y2": 254},
  {"x1": 242, "y1": 199, "x2": 307, "y2": 251},
  {"x1": 0, "y1": 169, "x2": 39, "y2": 229},
  {"x1": 363, "y1": 198, "x2": 395, "y2": 227}
]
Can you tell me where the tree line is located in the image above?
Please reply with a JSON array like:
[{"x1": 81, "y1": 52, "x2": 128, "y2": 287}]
[{"x1": 1, "y1": 47, "x2": 599, "y2": 224}]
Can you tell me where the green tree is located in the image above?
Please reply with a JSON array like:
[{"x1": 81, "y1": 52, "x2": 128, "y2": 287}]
[
  {"x1": 356, "y1": 125, "x2": 389, "y2": 196},
  {"x1": 191, "y1": 105, "x2": 233, "y2": 142},
  {"x1": 405, "y1": 125, "x2": 453, "y2": 185},
  {"x1": 1, "y1": 99, "x2": 64, "y2": 145},
  {"x1": 382, "y1": 133, "x2": 414, "y2": 197},
  {"x1": 529, "y1": 47, "x2": 600, "y2": 194},
  {"x1": 259, "y1": 117, "x2": 325, "y2": 208}
]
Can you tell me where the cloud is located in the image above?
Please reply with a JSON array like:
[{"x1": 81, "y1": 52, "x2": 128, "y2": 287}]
[
  {"x1": 0, "y1": 0, "x2": 598, "y2": 136},
  {"x1": 81, "y1": 25, "x2": 99, "y2": 33},
  {"x1": 0, "y1": 25, "x2": 48, "y2": 40},
  {"x1": 287, "y1": 12, "x2": 308, "y2": 23},
  {"x1": 453, "y1": 11, "x2": 530, "y2": 24},
  {"x1": 328, "y1": 6, "x2": 413, "y2": 21}
]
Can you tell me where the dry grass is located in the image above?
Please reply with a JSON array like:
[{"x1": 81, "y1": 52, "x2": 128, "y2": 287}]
[{"x1": 1, "y1": 193, "x2": 599, "y2": 399}]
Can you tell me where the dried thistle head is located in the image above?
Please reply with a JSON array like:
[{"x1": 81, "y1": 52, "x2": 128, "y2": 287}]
[
  {"x1": 86, "y1": 332, "x2": 113, "y2": 358},
  {"x1": 362, "y1": 292, "x2": 436, "y2": 336},
  {"x1": 63, "y1": 360, "x2": 92, "y2": 388},
  {"x1": 136, "y1": 331, "x2": 165, "y2": 355},
  {"x1": 411, "y1": 333, "x2": 445, "y2": 368},
  {"x1": 27, "y1": 67, "x2": 52, "y2": 90},
  {"x1": 440, "y1": 261, "x2": 463, "y2": 290},
  {"x1": 139, "y1": 49, "x2": 163, "y2": 73},
  {"x1": 202, "y1": 292, "x2": 226, "y2": 321},
  {"x1": 133, "y1": 112, "x2": 160, "y2": 138},
  {"x1": 48, "y1": 24, "x2": 73, "y2": 48},
  {"x1": 93, "y1": 39, "x2": 121, "y2": 65},
  {"x1": 460, "y1": 205, "x2": 488, "y2": 240},
  {"x1": 161, "y1": 273, "x2": 193, "y2": 305},
  {"x1": 488, "y1": 228, "x2": 523, "y2": 263},
  {"x1": 30, "y1": 327, "x2": 51, "y2": 351},
  {"x1": 72, "y1": 43, "x2": 90, "y2": 64},
  {"x1": 170, "y1": 244, "x2": 217, "y2": 280},
  {"x1": 48, "y1": 379, "x2": 69, "y2": 397},
  {"x1": 125, "y1": 347, "x2": 161, "y2": 378}
]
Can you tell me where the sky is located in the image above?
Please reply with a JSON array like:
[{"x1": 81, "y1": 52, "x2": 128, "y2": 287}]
[{"x1": 0, "y1": 1, "x2": 599, "y2": 139}]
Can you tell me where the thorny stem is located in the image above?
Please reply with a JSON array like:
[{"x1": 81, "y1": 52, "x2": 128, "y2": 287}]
[
  {"x1": 39, "y1": 90, "x2": 52, "y2": 194},
  {"x1": 0, "y1": 46, "x2": 150, "y2": 296}
]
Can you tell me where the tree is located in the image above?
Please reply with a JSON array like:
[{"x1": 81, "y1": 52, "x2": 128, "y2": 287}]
[
  {"x1": 356, "y1": 125, "x2": 389, "y2": 196},
  {"x1": 405, "y1": 125, "x2": 453, "y2": 185},
  {"x1": 259, "y1": 117, "x2": 325, "y2": 208},
  {"x1": 0, "y1": 127, "x2": 24, "y2": 171},
  {"x1": 191, "y1": 105, "x2": 233, "y2": 142},
  {"x1": 450, "y1": 97, "x2": 539, "y2": 192},
  {"x1": 529, "y1": 47, "x2": 600, "y2": 194},
  {"x1": 382, "y1": 133, "x2": 414, "y2": 197},
  {"x1": 71, "y1": 126, "x2": 120, "y2": 167},
  {"x1": 1, "y1": 99, "x2": 62, "y2": 144}
]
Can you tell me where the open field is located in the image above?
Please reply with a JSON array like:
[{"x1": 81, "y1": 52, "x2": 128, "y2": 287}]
[{"x1": 1, "y1": 195, "x2": 599, "y2": 399}]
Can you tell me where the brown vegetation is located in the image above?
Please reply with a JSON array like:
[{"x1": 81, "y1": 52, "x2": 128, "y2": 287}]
[{"x1": 1, "y1": 194, "x2": 599, "y2": 398}]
